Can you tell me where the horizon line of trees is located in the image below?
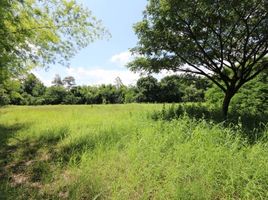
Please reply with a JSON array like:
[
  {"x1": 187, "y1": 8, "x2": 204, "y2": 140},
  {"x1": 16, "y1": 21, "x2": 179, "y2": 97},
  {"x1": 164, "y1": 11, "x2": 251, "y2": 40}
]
[
  {"x1": 0, "y1": 73, "x2": 211, "y2": 106},
  {"x1": 0, "y1": 72, "x2": 267, "y2": 115}
]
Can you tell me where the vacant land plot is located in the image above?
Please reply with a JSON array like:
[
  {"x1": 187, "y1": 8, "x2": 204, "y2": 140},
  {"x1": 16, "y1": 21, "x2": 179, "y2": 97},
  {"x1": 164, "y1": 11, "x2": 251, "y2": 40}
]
[{"x1": 0, "y1": 104, "x2": 267, "y2": 199}]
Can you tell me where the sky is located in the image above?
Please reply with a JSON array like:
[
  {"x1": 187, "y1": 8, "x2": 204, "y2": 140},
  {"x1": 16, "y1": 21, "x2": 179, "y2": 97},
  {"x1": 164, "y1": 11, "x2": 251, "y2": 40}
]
[{"x1": 33, "y1": 0, "x2": 173, "y2": 86}]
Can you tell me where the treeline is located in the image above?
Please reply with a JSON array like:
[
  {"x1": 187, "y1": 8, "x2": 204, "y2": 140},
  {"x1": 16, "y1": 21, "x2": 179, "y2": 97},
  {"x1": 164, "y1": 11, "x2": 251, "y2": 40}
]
[
  {"x1": 0, "y1": 72, "x2": 267, "y2": 114},
  {"x1": 0, "y1": 73, "x2": 211, "y2": 105}
]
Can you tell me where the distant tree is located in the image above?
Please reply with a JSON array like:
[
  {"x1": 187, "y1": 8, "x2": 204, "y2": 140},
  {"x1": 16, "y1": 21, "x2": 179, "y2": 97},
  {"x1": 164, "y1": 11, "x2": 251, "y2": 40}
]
[
  {"x1": 63, "y1": 93, "x2": 80, "y2": 104},
  {"x1": 128, "y1": 0, "x2": 268, "y2": 118},
  {"x1": 124, "y1": 86, "x2": 138, "y2": 103},
  {"x1": 52, "y1": 74, "x2": 63, "y2": 86},
  {"x1": 76, "y1": 86, "x2": 102, "y2": 104},
  {"x1": 181, "y1": 85, "x2": 204, "y2": 102},
  {"x1": 44, "y1": 86, "x2": 67, "y2": 104},
  {"x1": 136, "y1": 76, "x2": 160, "y2": 102},
  {"x1": 22, "y1": 73, "x2": 46, "y2": 97},
  {"x1": 114, "y1": 77, "x2": 124, "y2": 89},
  {"x1": 158, "y1": 74, "x2": 209, "y2": 103},
  {"x1": 114, "y1": 77, "x2": 127, "y2": 103},
  {"x1": 179, "y1": 74, "x2": 210, "y2": 102},
  {"x1": 63, "y1": 76, "x2": 76, "y2": 90},
  {"x1": 159, "y1": 75, "x2": 183, "y2": 103},
  {"x1": 69, "y1": 86, "x2": 83, "y2": 104},
  {"x1": 98, "y1": 84, "x2": 124, "y2": 104}
]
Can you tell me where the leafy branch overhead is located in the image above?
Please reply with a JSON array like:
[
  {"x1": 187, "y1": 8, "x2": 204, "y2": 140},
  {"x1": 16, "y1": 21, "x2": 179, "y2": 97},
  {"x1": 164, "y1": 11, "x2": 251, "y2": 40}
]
[
  {"x1": 128, "y1": 0, "x2": 268, "y2": 117},
  {"x1": 0, "y1": 0, "x2": 109, "y2": 81}
]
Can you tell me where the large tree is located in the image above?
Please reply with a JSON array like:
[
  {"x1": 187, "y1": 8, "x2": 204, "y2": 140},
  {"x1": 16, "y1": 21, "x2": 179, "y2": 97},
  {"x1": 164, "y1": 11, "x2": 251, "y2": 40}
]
[
  {"x1": 0, "y1": 0, "x2": 107, "y2": 82},
  {"x1": 128, "y1": 0, "x2": 268, "y2": 118}
]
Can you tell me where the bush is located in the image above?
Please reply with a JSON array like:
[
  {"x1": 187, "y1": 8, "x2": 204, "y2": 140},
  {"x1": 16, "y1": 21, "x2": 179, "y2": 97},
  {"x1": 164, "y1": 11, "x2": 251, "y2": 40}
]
[
  {"x1": 151, "y1": 103, "x2": 268, "y2": 142},
  {"x1": 63, "y1": 94, "x2": 81, "y2": 104},
  {"x1": 0, "y1": 88, "x2": 10, "y2": 106},
  {"x1": 205, "y1": 72, "x2": 268, "y2": 115},
  {"x1": 151, "y1": 103, "x2": 222, "y2": 121},
  {"x1": 44, "y1": 86, "x2": 67, "y2": 104}
]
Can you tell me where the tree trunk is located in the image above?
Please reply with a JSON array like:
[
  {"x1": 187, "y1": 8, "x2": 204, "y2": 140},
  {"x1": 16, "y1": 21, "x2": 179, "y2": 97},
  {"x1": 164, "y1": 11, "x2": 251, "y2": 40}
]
[{"x1": 222, "y1": 91, "x2": 234, "y2": 120}]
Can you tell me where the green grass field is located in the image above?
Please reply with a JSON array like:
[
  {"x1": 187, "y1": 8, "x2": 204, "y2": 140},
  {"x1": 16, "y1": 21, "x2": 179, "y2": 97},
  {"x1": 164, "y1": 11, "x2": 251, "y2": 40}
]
[{"x1": 0, "y1": 104, "x2": 268, "y2": 199}]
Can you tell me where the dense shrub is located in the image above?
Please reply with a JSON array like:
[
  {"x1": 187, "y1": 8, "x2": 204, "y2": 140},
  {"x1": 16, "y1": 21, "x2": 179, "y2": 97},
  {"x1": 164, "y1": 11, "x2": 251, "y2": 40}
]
[
  {"x1": 151, "y1": 103, "x2": 222, "y2": 121},
  {"x1": 0, "y1": 88, "x2": 10, "y2": 105},
  {"x1": 151, "y1": 103, "x2": 268, "y2": 143},
  {"x1": 44, "y1": 86, "x2": 67, "y2": 104},
  {"x1": 206, "y1": 72, "x2": 268, "y2": 115}
]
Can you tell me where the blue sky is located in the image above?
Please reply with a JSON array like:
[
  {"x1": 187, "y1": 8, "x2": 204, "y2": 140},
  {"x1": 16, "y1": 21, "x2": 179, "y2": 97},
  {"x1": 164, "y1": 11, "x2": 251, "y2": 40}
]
[{"x1": 33, "y1": 0, "x2": 172, "y2": 86}]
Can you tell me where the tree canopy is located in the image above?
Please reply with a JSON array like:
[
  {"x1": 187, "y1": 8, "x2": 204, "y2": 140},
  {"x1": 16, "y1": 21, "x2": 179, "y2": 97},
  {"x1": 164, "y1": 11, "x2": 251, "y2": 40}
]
[
  {"x1": 128, "y1": 0, "x2": 268, "y2": 117},
  {"x1": 0, "y1": 0, "x2": 107, "y2": 82}
]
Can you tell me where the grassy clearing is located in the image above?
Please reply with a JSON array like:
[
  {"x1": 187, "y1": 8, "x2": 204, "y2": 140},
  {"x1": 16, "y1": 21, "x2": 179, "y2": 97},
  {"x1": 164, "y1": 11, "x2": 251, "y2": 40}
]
[{"x1": 0, "y1": 104, "x2": 267, "y2": 199}]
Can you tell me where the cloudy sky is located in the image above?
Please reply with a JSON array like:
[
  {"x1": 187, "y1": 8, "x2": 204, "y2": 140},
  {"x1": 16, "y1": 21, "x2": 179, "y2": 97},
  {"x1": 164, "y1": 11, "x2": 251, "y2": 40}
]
[{"x1": 33, "y1": 0, "x2": 174, "y2": 86}]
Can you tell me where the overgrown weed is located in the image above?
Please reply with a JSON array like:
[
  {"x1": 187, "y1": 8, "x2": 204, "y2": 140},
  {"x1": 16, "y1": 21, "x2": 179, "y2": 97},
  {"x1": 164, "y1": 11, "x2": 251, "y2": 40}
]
[{"x1": 0, "y1": 104, "x2": 267, "y2": 199}]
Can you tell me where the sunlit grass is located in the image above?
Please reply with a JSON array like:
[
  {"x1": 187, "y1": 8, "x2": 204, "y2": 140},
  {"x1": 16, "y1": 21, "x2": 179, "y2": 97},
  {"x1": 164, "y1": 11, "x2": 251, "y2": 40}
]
[{"x1": 0, "y1": 104, "x2": 267, "y2": 199}]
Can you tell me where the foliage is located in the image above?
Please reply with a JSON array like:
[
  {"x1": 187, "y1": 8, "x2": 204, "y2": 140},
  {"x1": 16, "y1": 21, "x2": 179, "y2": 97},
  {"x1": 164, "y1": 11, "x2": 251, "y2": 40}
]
[
  {"x1": 22, "y1": 73, "x2": 46, "y2": 97},
  {"x1": 1, "y1": 71, "x2": 265, "y2": 111},
  {"x1": 62, "y1": 93, "x2": 81, "y2": 105},
  {"x1": 128, "y1": 0, "x2": 268, "y2": 117},
  {"x1": 206, "y1": 72, "x2": 268, "y2": 114},
  {"x1": 136, "y1": 76, "x2": 160, "y2": 102},
  {"x1": 231, "y1": 72, "x2": 268, "y2": 114},
  {"x1": 0, "y1": 0, "x2": 108, "y2": 82},
  {"x1": 44, "y1": 86, "x2": 67, "y2": 104},
  {"x1": 0, "y1": 88, "x2": 10, "y2": 106},
  {"x1": 97, "y1": 84, "x2": 124, "y2": 104},
  {"x1": 158, "y1": 74, "x2": 210, "y2": 103},
  {"x1": 123, "y1": 86, "x2": 137, "y2": 103},
  {"x1": 151, "y1": 103, "x2": 268, "y2": 141},
  {"x1": 159, "y1": 75, "x2": 183, "y2": 102},
  {"x1": 74, "y1": 86, "x2": 102, "y2": 104},
  {"x1": 51, "y1": 74, "x2": 63, "y2": 86},
  {"x1": 0, "y1": 74, "x2": 211, "y2": 106},
  {"x1": 1, "y1": 79, "x2": 24, "y2": 105},
  {"x1": 63, "y1": 76, "x2": 76, "y2": 90}
]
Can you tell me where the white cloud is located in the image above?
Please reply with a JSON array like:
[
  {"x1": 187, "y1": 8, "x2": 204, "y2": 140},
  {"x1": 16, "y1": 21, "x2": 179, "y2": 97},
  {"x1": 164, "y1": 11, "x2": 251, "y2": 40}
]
[
  {"x1": 66, "y1": 67, "x2": 140, "y2": 86},
  {"x1": 66, "y1": 67, "x2": 181, "y2": 86},
  {"x1": 32, "y1": 67, "x2": 180, "y2": 87},
  {"x1": 110, "y1": 51, "x2": 133, "y2": 66}
]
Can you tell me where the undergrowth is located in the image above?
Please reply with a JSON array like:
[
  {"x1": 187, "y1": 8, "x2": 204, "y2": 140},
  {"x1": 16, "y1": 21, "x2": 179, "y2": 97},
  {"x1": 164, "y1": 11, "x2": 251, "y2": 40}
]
[{"x1": 151, "y1": 103, "x2": 268, "y2": 143}]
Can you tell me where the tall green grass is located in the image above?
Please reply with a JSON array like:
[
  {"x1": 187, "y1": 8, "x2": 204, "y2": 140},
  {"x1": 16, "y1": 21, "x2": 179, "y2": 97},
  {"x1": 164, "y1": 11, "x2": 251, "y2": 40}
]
[{"x1": 0, "y1": 104, "x2": 267, "y2": 199}]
